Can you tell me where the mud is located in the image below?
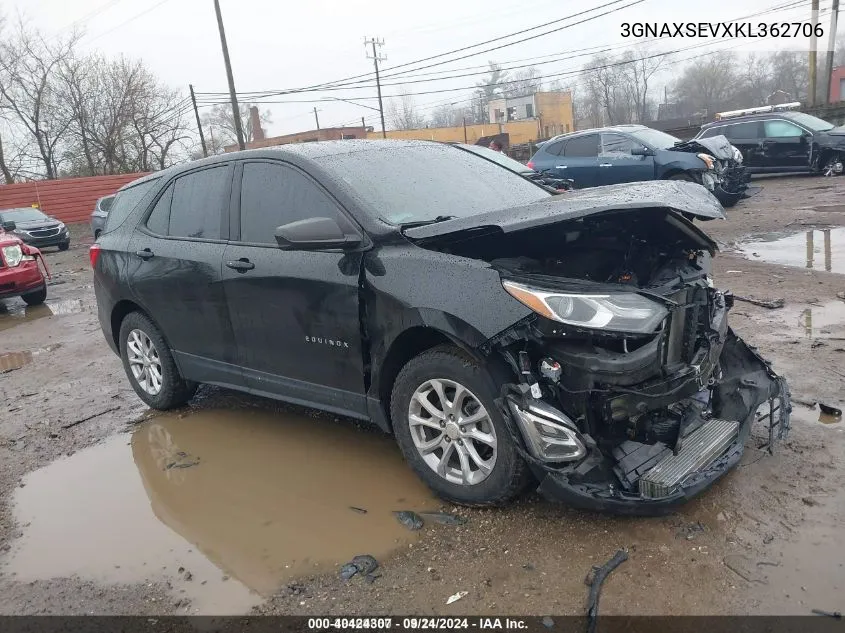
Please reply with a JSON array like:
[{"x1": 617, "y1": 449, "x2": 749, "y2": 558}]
[
  {"x1": 1, "y1": 185, "x2": 844, "y2": 616},
  {"x1": 4, "y1": 409, "x2": 434, "y2": 614}
]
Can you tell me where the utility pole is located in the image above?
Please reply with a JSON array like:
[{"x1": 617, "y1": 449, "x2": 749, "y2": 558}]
[
  {"x1": 313, "y1": 107, "x2": 321, "y2": 130},
  {"x1": 214, "y1": 0, "x2": 246, "y2": 150},
  {"x1": 364, "y1": 37, "x2": 387, "y2": 139},
  {"x1": 189, "y1": 84, "x2": 208, "y2": 158},
  {"x1": 823, "y1": 0, "x2": 840, "y2": 104},
  {"x1": 809, "y1": 0, "x2": 820, "y2": 106}
]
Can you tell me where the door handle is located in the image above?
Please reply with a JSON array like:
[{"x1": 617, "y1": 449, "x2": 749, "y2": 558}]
[
  {"x1": 599, "y1": 163, "x2": 613, "y2": 167},
  {"x1": 226, "y1": 258, "x2": 255, "y2": 272},
  {"x1": 554, "y1": 165, "x2": 568, "y2": 169},
  {"x1": 135, "y1": 248, "x2": 154, "y2": 260}
]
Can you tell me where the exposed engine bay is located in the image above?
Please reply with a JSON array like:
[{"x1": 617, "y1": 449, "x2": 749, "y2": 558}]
[
  {"x1": 415, "y1": 203, "x2": 789, "y2": 514},
  {"x1": 672, "y1": 135, "x2": 755, "y2": 208}
]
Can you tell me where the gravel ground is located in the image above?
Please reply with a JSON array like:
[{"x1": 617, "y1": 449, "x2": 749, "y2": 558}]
[{"x1": 0, "y1": 177, "x2": 843, "y2": 617}]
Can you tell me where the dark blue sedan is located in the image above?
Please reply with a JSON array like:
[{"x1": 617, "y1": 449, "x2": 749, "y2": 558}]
[{"x1": 528, "y1": 124, "x2": 723, "y2": 191}]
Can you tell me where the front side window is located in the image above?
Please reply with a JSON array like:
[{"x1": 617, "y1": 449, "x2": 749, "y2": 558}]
[
  {"x1": 600, "y1": 133, "x2": 637, "y2": 156},
  {"x1": 104, "y1": 178, "x2": 160, "y2": 233},
  {"x1": 564, "y1": 134, "x2": 600, "y2": 157},
  {"x1": 726, "y1": 121, "x2": 761, "y2": 139},
  {"x1": 167, "y1": 166, "x2": 230, "y2": 240},
  {"x1": 764, "y1": 120, "x2": 804, "y2": 138},
  {"x1": 238, "y1": 162, "x2": 346, "y2": 244}
]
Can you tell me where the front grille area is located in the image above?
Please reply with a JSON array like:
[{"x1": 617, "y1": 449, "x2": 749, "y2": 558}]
[
  {"x1": 27, "y1": 227, "x2": 60, "y2": 238},
  {"x1": 665, "y1": 287, "x2": 709, "y2": 365}
]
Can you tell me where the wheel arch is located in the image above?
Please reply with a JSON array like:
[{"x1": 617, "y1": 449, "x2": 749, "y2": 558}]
[{"x1": 110, "y1": 299, "x2": 170, "y2": 353}]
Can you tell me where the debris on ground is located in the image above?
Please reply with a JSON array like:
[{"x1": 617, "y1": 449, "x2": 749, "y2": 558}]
[
  {"x1": 446, "y1": 591, "x2": 467, "y2": 605},
  {"x1": 542, "y1": 616, "x2": 555, "y2": 629},
  {"x1": 811, "y1": 340, "x2": 826, "y2": 349},
  {"x1": 417, "y1": 511, "x2": 466, "y2": 526},
  {"x1": 818, "y1": 403, "x2": 842, "y2": 417},
  {"x1": 60, "y1": 406, "x2": 120, "y2": 429},
  {"x1": 349, "y1": 506, "x2": 368, "y2": 514},
  {"x1": 165, "y1": 451, "x2": 200, "y2": 470},
  {"x1": 674, "y1": 521, "x2": 706, "y2": 540},
  {"x1": 723, "y1": 555, "x2": 769, "y2": 584},
  {"x1": 812, "y1": 609, "x2": 843, "y2": 619},
  {"x1": 733, "y1": 295, "x2": 785, "y2": 309},
  {"x1": 792, "y1": 398, "x2": 818, "y2": 408},
  {"x1": 393, "y1": 510, "x2": 424, "y2": 530},
  {"x1": 802, "y1": 496, "x2": 820, "y2": 507},
  {"x1": 585, "y1": 549, "x2": 628, "y2": 633},
  {"x1": 339, "y1": 554, "x2": 379, "y2": 581}
]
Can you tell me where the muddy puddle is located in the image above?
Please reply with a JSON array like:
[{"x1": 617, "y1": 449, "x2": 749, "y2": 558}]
[
  {"x1": 2, "y1": 409, "x2": 436, "y2": 614},
  {"x1": 790, "y1": 405, "x2": 843, "y2": 426},
  {"x1": 738, "y1": 227, "x2": 845, "y2": 274},
  {"x1": 0, "y1": 298, "x2": 85, "y2": 333},
  {"x1": 0, "y1": 350, "x2": 33, "y2": 373},
  {"x1": 778, "y1": 300, "x2": 845, "y2": 339}
]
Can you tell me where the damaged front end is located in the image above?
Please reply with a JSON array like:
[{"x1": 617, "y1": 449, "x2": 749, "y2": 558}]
[
  {"x1": 409, "y1": 185, "x2": 788, "y2": 515},
  {"x1": 673, "y1": 135, "x2": 754, "y2": 208}
]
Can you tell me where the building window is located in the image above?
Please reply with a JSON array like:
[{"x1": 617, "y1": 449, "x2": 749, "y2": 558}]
[
  {"x1": 565, "y1": 124, "x2": 570, "y2": 132},
  {"x1": 525, "y1": 104, "x2": 534, "y2": 118},
  {"x1": 494, "y1": 109, "x2": 504, "y2": 122}
]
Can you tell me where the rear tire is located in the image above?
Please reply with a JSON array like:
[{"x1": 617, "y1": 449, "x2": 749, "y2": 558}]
[
  {"x1": 21, "y1": 286, "x2": 46, "y2": 306},
  {"x1": 390, "y1": 345, "x2": 530, "y2": 507},
  {"x1": 118, "y1": 311, "x2": 197, "y2": 409}
]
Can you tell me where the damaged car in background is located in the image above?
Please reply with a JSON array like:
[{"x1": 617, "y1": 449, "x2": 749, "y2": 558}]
[{"x1": 92, "y1": 140, "x2": 789, "y2": 516}]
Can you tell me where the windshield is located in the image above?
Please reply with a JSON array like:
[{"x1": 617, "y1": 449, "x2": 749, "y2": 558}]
[
  {"x1": 317, "y1": 144, "x2": 549, "y2": 225},
  {"x1": 629, "y1": 128, "x2": 681, "y2": 149},
  {"x1": 0, "y1": 208, "x2": 47, "y2": 222},
  {"x1": 789, "y1": 112, "x2": 834, "y2": 131},
  {"x1": 456, "y1": 144, "x2": 532, "y2": 173}
]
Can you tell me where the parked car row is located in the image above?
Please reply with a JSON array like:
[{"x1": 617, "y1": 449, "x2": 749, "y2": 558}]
[
  {"x1": 90, "y1": 139, "x2": 789, "y2": 514},
  {"x1": 0, "y1": 207, "x2": 70, "y2": 251}
]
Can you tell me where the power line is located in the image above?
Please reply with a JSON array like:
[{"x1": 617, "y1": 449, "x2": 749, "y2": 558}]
[{"x1": 86, "y1": 0, "x2": 173, "y2": 42}]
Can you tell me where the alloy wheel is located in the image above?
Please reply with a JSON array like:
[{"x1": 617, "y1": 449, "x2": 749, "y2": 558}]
[
  {"x1": 408, "y1": 378, "x2": 497, "y2": 486},
  {"x1": 126, "y1": 329, "x2": 163, "y2": 395}
]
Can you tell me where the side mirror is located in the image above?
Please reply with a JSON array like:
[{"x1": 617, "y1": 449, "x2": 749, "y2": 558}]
[
  {"x1": 274, "y1": 217, "x2": 361, "y2": 251},
  {"x1": 631, "y1": 146, "x2": 655, "y2": 157},
  {"x1": 1, "y1": 221, "x2": 16, "y2": 232}
]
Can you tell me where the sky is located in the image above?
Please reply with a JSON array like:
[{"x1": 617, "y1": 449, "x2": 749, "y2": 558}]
[{"x1": 3, "y1": 0, "x2": 840, "y2": 137}]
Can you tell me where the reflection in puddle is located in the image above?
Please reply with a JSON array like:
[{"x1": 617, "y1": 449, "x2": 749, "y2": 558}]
[
  {"x1": 0, "y1": 298, "x2": 84, "y2": 332},
  {"x1": 778, "y1": 301, "x2": 845, "y2": 339},
  {"x1": 789, "y1": 405, "x2": 842, "y2": 426},
  {"x1": 739, "y1": 227, "x2": 845, "y2": 274},
  {"x1": 818, "y1": 412, "x2": 841, "y2": 425},
  {"x1": 0, "y1": 350, "x2": 33, "y2": 372},
  {"x1": 3, "y1": 409, "x2": 435, "y2": 614}
]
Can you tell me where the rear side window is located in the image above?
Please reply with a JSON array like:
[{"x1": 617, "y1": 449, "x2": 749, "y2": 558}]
[
  {"x1": 167, "y1": 166, "x2": 230, "y2": 240},
  {"x1": 543, "y1": 140, "x2": 565, "y2": 156},
  {"x1": 103, "y1": 178, "x2": 160, "y2": 234},
  {"x1": 725, "y1": 121, "x2": 760, "y2": 140},
  {"x1": 99, "y1": 196, "x2": 114, "y2": 213},
  {"x1": 238, "y1": 162, "x2": 346, "y2": 244},
  {"x1": 145, "y1": 184, "x2": 173, "y2": 235},
  {"x1": 564, "y1": 135, "x2": 599, "y2": 157},
  {"x1": 699, "y1": 126, "x2": 724, "y2": 139}
]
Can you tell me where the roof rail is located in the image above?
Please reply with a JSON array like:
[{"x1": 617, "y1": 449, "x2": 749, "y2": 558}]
[{"x1": 714, "y1": 102, "x2": 801, "y2": 121}]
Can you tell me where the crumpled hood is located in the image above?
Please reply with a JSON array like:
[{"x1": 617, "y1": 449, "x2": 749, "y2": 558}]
[
  {"x1": 673, "y1": 135, "x2": 735, "y2": 160},
  {"x1": 402, "y1": 180, "x2": 725, "y2": 240}
]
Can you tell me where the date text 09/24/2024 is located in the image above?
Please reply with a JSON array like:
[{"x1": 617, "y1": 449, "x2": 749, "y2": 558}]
[{"x1": 307, "y1": 618, "x2": 529, "y2": 630}]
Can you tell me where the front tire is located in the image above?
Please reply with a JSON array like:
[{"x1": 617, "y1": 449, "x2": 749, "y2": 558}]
[
  {"x1": 390, "y1": 345, "x2": 530, "y2": 507},
  {"x1": 58, "y1": 241, "x2": 70, "y2": 251},
  {"x1": 118, "y1": 311, "x2": 197, "y2": 409},
  {"x1": 21, "y1": 286, "x2": 46, "y2": 306}
]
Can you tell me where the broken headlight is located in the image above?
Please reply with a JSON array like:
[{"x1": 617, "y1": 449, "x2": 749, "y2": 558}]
[
  {"x1": 503, "y1": 280, "x2": 668, "y2": 334},
  {"x1": 1, "y1": 244, "x2": 23, "y2": 267},
  {"x1": 697, "y1": 153, "x2": 715, "y2": 170}
]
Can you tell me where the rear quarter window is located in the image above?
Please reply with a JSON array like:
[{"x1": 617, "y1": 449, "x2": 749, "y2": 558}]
[{"x1": 103, "y1": 179, "x2": 161, "y2": 234}]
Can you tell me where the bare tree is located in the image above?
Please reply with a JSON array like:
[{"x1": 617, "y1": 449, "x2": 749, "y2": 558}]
[
  {"x1": 387, "y1": 91, "x2": 425, "y2": 130},
  {"x1": 582, "y1": 54, "x2": 632, "y2": 126},
  {"x1": 200, "y1": 103, "x2": 271, "y2": 148},
  {"x1": 0, "y1": 19, "x2": 80, "y2": 179},
  {"x1": 501, "y1": 66, "x2": 543, "y2": 98},
  {"x1": 429, "y1": 103, "x2": 468, "y2": 127},
  {"x1": 671, "y1": 52, "x2": 739, "y2": 116},
  {"x1": 618, "y1": 48, "x2": 666, "y2": 123}
]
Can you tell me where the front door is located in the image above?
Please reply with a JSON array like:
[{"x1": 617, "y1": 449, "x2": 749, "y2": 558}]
[
  {"x1": 221, "y1": 160, "x2": 368, "y2": 418},
  {"x1": 127, "y1": 164, "x2": 242, "y2": 387},
  {"x1": 598, "y1": 133, "x2": 655, "y2": 185},
  {"x1": 725, "y1": 121, "x2": 765, "y2": 169},
  {"x1": 761, "y1": 119, "x2": 811, "y2": 169}
]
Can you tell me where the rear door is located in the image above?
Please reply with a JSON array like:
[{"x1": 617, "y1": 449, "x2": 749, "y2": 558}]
[
  {"x1": 529, "y1": 139, "x2": 565, "y2": 173},
  {"x1": 761, "y1": 119, "x2": 811, "y2": 170},
  {"x1": 221, "y1": 160, "x2": 368, "y2": 418},
  {"x1": 724, "y1": 121, "x2": 765, "y2": 169},
  {"x1": 126, "y1": 164, "x2": 242, "y2": 387},
  {"x1": 598, "y1": 133, "x2": 655, "y2": 185},
  {"x1": 558, "y1": 134, "x2": 601, "y2": 187}
]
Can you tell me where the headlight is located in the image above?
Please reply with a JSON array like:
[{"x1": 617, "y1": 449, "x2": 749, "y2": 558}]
[
  {"x1": 503, "y1": 280, "x2": 668, "y2": 334},
  {"x1": 731, "y1": 146, "x2": 743, "y2": 164},
  {"x1": 697, "y1": 153, "x2": 715, "y2": 170},
  {"x1": 2, "y1": 244, "x2": 23, "y2": 267},
  {"x1": 57, "y1": 222, "x2": 66, "y2": 230}
]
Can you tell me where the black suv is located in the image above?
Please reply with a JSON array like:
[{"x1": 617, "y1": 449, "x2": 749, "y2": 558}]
[
  {"x1": 92, "y1": 140, "x2": 789, "y2": 514},
  {"x1": 696, "y1": 111, "x2": 845, "y2": 176}
]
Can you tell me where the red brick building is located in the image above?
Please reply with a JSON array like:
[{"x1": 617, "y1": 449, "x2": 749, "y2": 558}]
[{"x1": 829, "y1": 67, "x2": 845, "y2": 103}]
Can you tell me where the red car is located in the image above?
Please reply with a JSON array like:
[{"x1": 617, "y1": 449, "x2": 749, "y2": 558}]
[{"x1": 0, "y1": 220, "x2": 50, "y2": 306}]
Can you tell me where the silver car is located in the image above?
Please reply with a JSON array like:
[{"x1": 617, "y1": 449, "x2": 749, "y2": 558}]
[{"x1": 91, "y1": 195, "x2": 115, "y2": 239}]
